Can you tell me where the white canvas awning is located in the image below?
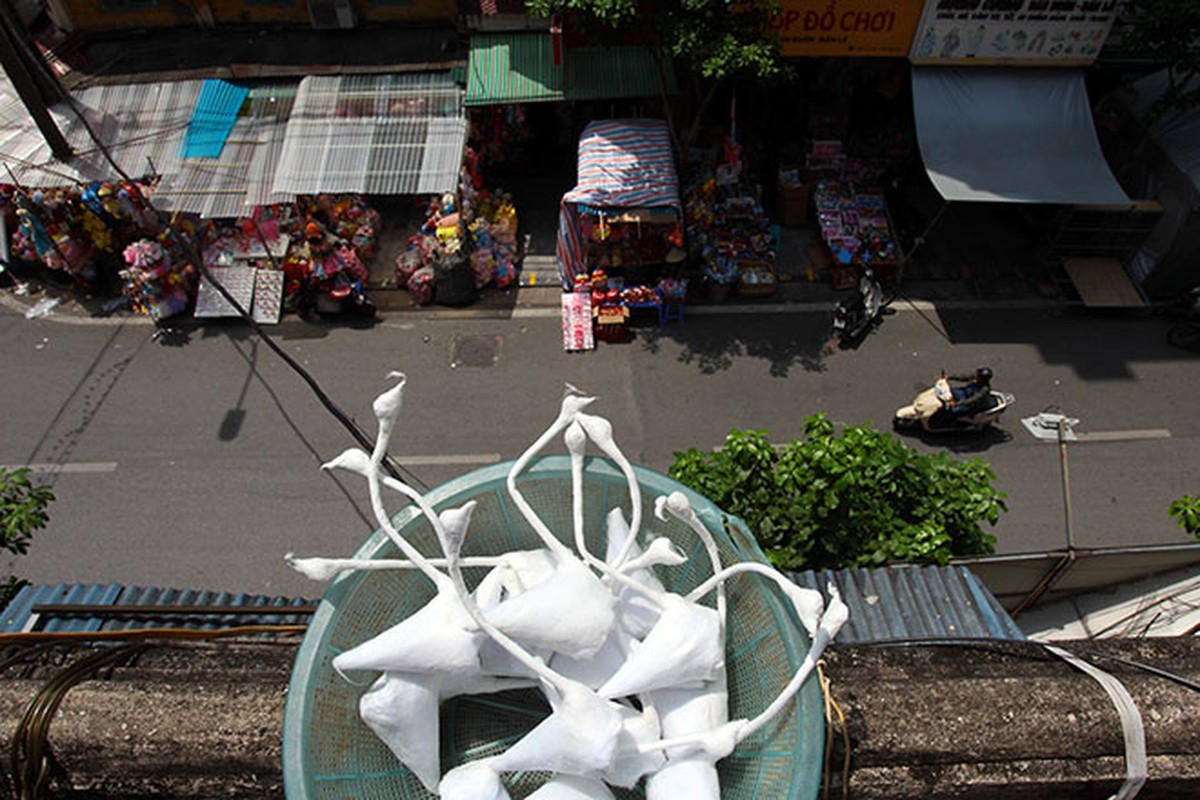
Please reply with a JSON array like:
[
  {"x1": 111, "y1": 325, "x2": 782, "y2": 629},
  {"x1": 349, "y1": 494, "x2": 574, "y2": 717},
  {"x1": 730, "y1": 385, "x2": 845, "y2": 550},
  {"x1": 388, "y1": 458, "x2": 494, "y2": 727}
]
[{"x1": 912, "y1": 67, "x2": 1130, "y2": 205}]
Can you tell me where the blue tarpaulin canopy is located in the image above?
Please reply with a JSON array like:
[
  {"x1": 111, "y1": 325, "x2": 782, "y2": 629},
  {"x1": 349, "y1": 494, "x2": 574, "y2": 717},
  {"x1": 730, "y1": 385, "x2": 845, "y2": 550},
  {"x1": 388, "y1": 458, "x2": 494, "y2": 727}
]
[
  {"x1": 555, "y1": 118, "x2": 681, "y2": 288},
  {"x1": 180, "y1": 79, "x2": 250, "y2": 159}
]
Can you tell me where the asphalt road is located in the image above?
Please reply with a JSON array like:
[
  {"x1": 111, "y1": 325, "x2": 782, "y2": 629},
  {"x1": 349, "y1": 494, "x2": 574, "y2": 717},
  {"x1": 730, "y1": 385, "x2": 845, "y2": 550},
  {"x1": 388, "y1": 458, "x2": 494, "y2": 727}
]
[{"x1": 2, "y1": 295, "x2": 1197, "y2": 599}]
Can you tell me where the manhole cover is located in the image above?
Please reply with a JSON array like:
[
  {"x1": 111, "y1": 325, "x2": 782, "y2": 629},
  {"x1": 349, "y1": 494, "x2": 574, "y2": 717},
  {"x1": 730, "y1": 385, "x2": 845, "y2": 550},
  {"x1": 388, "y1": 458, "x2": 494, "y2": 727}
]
[{"x1": 451, "y1": 335, "x2": 502, "y2": 368}]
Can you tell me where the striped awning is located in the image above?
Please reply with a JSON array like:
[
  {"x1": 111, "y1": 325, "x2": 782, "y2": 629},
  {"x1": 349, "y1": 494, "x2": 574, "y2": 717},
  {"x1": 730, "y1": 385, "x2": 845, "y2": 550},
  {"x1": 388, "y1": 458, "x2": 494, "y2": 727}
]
[
  {"x1": 465, "y1": 33, "x2": 676, "y2": 106},
  {"x1": 556, "y1": 118, "x2": 681, "y2": 287}
]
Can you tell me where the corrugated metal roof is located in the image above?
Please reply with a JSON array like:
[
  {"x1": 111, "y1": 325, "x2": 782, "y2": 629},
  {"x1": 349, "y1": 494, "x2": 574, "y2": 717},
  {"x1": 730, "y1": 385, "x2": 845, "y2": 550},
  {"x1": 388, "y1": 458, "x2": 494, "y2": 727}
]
[
  {"x1": 566, "y1": 46, "x2": 677, "y2": 101},
  {"x1": 180, "y1": 79, "x2": 251, "y2": 159},
  {"x1": 465, "y1": 34, "x2": 677, "y2": 106},
  {"x1": 789, "y1": 564, "x2": 1026, "y2": 644},
  {"x1": 151, "y1": 83, "x2": 296, "y2": 217},
  {"x1": 2, "y1": 72, "x2": 462, "y2": 204},
  {"x1": 1, "y1": 583, "x2": 315, "y2": 635},
  {"x1": 272, "y1": 73, "x2": 466, "y2": 197},
  {"x1": 0, "y1": 76, "x2": 201, "y2": 187},
  {"x1": 466, "y1": 32, "x2": 564, "y2": 105}
]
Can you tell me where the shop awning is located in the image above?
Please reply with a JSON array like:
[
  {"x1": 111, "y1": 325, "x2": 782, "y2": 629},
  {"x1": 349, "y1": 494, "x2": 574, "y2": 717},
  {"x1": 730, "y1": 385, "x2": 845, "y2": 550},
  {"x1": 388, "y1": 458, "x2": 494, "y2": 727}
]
[
  {"x1": 912, "y1": 67, "x2": 1130, "y2": 205},
  {"x1": 0, "y1": 76, "x2": 201, "y2": 188},
  {"x1": 465, "y1": 33, "x2": 676, "y2": 106},
  {"x1": 556, "y1": 118, "x2": 681, "y2": 287},
  {"x1": 153, "y1": 84, "x2": 296, "y2": 218},
  {"x1": 272, "y1": 73, "x2": 466, "y2": 197}
]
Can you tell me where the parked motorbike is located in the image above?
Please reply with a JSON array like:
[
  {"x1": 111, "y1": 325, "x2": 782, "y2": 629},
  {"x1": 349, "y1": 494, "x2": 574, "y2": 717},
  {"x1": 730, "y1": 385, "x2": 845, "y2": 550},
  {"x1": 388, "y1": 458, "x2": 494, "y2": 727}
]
[
  {"x1": 830, "y1": 267, "x2": 894, "y2": 348},
  {"x1": 893, "y1": 377, "x2": 1015, "y2": 434},
  {"x1": 307, "y1": 274, "x2": 377, "y2": 319},
  {"x1": 1167, "y1": 320, "x2": 1200, "y2": 352}
]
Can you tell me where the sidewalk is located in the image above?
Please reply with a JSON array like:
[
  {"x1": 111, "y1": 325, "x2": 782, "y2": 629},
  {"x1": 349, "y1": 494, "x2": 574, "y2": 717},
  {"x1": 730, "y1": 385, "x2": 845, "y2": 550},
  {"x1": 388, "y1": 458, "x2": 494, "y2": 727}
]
[{"x1": 1, "y1": 256, "x2": 1059, "y2": 327}]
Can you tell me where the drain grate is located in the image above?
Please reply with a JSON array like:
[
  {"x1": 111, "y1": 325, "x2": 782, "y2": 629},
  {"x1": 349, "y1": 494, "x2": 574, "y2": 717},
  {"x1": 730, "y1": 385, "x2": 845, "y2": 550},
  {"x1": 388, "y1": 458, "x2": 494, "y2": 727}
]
[{"x1": 451, "y1": 335, "x2": 502, "y2": 368}]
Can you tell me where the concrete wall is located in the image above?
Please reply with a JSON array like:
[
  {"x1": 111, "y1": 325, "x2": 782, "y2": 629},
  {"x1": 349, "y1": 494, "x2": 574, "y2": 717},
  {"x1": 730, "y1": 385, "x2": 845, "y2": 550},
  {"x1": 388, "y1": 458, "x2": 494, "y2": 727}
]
[{"x1": 47, "y1": 0, "x2": 457, "y2": 33}]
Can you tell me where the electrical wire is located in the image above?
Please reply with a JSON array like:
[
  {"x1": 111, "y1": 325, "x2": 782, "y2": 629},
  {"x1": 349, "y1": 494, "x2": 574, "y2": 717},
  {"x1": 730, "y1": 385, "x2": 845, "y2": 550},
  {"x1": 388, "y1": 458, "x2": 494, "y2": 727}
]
[
  {"x1": 9, "y1": 642, "x2": 148, "y2": 800},
  {"x1": 817, "y1": 658, "x2": 850, "y2": 800},
  {"x1": 0, "y1": 626, "x2": 307, "y2": 798}
]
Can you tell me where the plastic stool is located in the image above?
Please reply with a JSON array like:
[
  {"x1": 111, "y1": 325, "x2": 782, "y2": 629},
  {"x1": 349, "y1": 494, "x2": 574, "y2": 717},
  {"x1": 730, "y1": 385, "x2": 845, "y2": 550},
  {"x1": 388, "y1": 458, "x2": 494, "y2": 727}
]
[{"x1": 661, "y1": 300, "x2": 685, "y2": 325}]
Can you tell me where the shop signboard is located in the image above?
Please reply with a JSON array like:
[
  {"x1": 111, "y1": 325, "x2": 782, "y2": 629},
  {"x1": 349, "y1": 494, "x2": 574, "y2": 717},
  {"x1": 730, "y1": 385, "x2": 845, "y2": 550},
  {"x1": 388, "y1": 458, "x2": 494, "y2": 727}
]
[
  {"x1": 909, "y1": 0, "x2": 1119, "y2": 66},
  {"x1": 771, "y1": 0, "x2": 925, "y2": 58}
]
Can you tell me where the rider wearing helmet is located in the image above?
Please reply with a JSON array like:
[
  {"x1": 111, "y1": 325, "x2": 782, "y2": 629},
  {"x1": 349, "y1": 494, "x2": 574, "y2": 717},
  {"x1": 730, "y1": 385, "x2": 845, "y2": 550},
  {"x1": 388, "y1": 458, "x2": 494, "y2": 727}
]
[{"x1": 943, "y1": 367, "x2": 993, "y2": 414}]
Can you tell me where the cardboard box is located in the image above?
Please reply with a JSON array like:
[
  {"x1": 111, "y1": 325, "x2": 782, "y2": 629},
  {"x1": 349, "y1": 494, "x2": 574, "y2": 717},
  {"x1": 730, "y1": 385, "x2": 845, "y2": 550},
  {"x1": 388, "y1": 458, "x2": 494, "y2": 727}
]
[{"x1": 776, "y1": 179, "x2": 812, "y2": 227}]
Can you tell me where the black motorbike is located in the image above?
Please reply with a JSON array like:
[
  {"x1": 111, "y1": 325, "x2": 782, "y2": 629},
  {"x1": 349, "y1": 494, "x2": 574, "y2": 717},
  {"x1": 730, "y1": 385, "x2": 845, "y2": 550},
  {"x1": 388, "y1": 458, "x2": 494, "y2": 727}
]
[
  {"x1": 1168, "y1": 320, "x2": 1200, "y2": 352},
  {"x1": 830, "y1": 267, "x2": 895, "y2": 348}
]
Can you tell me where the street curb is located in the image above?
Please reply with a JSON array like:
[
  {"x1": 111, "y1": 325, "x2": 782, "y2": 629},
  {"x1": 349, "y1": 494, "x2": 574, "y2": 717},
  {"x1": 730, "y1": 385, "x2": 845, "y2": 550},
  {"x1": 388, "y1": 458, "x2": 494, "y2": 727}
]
[{"x1": 1, "y1": 282, "x2": 1058, "y2": 327}]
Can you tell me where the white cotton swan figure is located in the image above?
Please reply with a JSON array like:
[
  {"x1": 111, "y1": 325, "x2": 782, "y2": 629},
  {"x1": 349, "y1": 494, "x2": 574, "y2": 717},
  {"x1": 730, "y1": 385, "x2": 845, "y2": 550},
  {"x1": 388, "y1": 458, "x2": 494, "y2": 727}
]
[
  {"x1": 436, "y1": 500, "x2": 666, "y2": 798},
  {"x1": 640, "y1": 583, "x2": 850, "y2": 764},
  {"x1": 526, "y1": 774, "x2": 616, "y2": 800},
  {"x1": 296, "y1": 376, "x2": 846, "y2": 799},
  {"x1": 481, "y1": 387, "x2": 620, "y2": 661}
]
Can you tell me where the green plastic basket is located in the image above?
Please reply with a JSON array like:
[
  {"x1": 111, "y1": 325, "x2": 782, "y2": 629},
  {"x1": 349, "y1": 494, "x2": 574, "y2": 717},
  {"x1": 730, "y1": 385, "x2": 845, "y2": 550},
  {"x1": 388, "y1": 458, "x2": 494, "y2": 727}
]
[{"x1": 283, "y1": 456, "x2": 824, "y2": 799}]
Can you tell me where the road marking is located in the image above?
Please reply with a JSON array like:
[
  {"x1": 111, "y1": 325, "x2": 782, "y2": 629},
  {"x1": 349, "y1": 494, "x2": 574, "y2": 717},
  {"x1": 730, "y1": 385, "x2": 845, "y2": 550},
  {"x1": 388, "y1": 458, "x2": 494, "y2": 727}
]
[
  {"x1": 4, "y1": 462, "x2": 119, "y2": 473},
  {"x1": 396, "y1": 454, "x2": 502, "y2": 466},
  {"x1": 1073, "y1": 429, "x2": 1172, "y2": 443}
]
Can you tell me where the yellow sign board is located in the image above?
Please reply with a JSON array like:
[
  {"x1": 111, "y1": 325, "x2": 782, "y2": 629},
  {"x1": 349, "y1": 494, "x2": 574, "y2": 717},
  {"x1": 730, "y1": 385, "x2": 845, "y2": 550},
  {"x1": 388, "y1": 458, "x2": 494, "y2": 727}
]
[{"x1": 772, "y1": 0, "x2": 925, "y2": 57}]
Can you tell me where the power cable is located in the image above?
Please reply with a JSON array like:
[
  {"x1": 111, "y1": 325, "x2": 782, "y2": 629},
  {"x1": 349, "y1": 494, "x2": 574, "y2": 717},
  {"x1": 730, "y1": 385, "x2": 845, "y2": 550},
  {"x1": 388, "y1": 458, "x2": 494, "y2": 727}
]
[{"x1": 9, "y1": 642, "x2": 148, "y2": 800}]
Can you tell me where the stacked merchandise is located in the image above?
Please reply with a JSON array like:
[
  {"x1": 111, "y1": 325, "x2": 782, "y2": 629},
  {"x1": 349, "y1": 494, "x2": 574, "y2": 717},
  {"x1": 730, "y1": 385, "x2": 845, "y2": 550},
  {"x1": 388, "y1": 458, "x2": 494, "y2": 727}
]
[
  {"x1": 684, "y1": 169, "x2": 778, "y2": 299},
  {"x1": 120, "y1": 235, "x2": 196, "y2": 320},
  {"x1": 278, "y1": 195, "x2": 379, "y2": 313},
  {"x1": 3, "y1": 181, "x2": 164, "y2": 299},
  {"x1": 393, "y1": 147, "x2": 520, "y2": 306},
  {"x1": 812, "y1": 159, "x2": 898, "y2": 288}
]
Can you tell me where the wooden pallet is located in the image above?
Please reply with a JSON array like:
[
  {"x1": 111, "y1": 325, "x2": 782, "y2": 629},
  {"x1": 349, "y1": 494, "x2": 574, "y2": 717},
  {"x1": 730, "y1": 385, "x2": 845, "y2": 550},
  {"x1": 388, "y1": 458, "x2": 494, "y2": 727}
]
[{"x1": 1061, "y1": 256, "x2": 1145, "y2": 308}]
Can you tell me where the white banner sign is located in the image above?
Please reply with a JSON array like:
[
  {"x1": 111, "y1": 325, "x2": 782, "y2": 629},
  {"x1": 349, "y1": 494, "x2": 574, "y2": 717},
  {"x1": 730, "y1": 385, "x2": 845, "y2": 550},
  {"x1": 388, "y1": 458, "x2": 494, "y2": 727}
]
[{"x1": 910, "y1": 0, "x2": 1119, "y2": 66}]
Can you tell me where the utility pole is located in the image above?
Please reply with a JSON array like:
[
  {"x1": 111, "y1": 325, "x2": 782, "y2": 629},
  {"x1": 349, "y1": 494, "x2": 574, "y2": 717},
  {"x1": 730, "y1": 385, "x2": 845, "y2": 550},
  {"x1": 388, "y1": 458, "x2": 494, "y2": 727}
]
[{"x1": 0, "y1": 0, "x2": 72, "y2": 160}]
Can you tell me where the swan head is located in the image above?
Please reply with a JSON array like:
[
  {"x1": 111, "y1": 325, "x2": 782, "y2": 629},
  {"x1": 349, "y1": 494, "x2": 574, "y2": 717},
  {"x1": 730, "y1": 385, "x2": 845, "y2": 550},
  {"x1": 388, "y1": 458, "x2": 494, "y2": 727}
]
[
  {"x1": 818, "y1": 582, "x2": 850, "y2": 640},
  {"x1": 285, "y1": 553, "x2": 343, "y2": 581},
  {"x1": 439, "y1": 500, "x2": 479, "y2": 562},
  {"x1": 372, "y1": 371, "x2": 408, "y2": 424},
  {"x1": 321, "y1": 448, "x2": 373, "y2": 476}
]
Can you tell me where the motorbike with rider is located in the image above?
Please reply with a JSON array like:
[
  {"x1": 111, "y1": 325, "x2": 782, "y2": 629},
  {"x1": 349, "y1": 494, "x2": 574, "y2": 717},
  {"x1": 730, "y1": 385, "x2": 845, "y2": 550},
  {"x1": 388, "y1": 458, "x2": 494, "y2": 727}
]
[{"x1": 894, "y1": 367, "x2": 1014, "y2": 433}]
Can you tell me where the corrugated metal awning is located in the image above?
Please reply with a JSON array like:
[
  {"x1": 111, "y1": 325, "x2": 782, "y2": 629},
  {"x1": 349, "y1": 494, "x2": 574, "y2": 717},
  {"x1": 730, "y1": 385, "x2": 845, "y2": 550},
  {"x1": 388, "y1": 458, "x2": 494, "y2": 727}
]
[
  {"x1": 1, "y1": 582, "x2": 315, "y2": 635},
  {"x1": 466, "y1": 32, "x2": 563, "y2": 105},
  {"x1": 0, "y1": 77, "x2": 202, "y2": 187},
  {"x1": 152, "y1": 84, "x2": 296, "y2": 218},
  {"x1": 566, "y1": 45, "x2": 675, "y2": 102},
  {"x1": 789, "y1": 564, "x2": 1026, "y2": 645},
  {"x1": 465, "y1": 33, "x2": 676, "y2": 106},
  {"x1": 271, "y1": 73, "x2": 466, "y2": 197}
]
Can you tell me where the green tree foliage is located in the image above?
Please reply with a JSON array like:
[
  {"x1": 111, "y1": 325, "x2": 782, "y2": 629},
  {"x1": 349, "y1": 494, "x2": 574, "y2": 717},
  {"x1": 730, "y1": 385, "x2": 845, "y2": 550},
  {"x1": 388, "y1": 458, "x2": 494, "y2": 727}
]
[
  {"x1": 527, "y1": 0, "x2": 787, "y2": 81},
  {"x1": 668, "y1": 414, "x2": 1005, "y2": 570},
  {"x1": 1123, "y1": 0, "x2": 1200, "y2": 119},
  {"x1": 525, "y1": 0, "x2": 790, "y2": 148},
  {"x1": 0, "y1": 467, "x2": 55, "y2": 607},
  {"x1": 1168, "y1": 494, "x2": 1200, "y2": 537}
]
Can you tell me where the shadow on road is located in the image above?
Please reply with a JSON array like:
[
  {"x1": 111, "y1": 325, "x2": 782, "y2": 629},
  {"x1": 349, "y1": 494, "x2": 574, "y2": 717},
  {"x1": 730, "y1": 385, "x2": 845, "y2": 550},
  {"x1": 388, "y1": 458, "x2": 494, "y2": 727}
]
[
  {"x1": 894, "y1": 424, "x2": 1015, "y2": 454},
  {"x1": 629, "y1": 313, "x2": 832, "y2": 376}
]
